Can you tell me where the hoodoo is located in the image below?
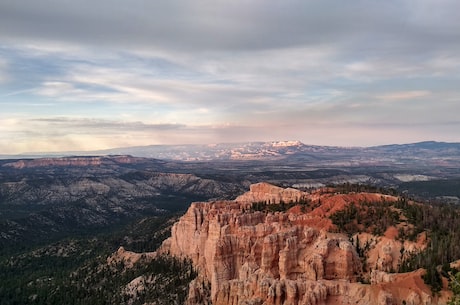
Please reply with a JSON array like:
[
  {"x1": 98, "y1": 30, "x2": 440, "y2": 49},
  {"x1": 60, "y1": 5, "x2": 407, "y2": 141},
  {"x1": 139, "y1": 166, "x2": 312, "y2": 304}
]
[{"x1": 160, "y1": 183, "x2": 447, "y2": 305}]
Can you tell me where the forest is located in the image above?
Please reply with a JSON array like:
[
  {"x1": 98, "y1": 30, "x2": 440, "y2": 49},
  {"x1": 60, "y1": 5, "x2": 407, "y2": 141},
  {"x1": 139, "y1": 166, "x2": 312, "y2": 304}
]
[
  {"x1": 0, "y1": 215, "x2": 196, "y2": 305},
  {"x1": 329, "y1": 185, "x2": 460, "y2": 293}
]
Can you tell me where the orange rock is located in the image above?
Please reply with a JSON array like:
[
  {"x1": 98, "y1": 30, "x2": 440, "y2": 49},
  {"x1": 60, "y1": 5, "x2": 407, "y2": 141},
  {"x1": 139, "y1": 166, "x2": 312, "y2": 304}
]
[{"x1": 159, "y1": 183, "x2": 446, "y2": 305}]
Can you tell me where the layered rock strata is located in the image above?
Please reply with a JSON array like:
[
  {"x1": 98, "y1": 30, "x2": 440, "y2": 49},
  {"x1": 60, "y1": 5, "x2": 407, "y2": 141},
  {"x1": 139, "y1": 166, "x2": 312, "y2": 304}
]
[{"x1": 160, "y1": 183, "x2": 443, "y2": 305}]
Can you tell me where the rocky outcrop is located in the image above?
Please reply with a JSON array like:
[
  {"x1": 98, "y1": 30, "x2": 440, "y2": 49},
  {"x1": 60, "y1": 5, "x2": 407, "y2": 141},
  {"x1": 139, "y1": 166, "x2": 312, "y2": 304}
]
[
  {"x1": 107, "y1": 246, "x2": 157, "y2": 269},
  {"x1": 235, "y1": 182, "x2": 308, "y2": 204},
  {"x1": 163, "y1": 202, "x2": 361, "y2": 304},
  {"x1": 160, "y1": 183, "x2": 444, "y2": 305}
]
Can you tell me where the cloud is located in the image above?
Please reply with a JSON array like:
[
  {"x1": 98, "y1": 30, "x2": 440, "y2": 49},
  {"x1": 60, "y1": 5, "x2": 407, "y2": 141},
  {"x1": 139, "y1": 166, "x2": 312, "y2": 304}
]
[
  {"x1": 1, "y1": 0, "x2": 460, "y2": 153},
  {"x1": 0, "y1": 57, "x2": 8, "y2": 83},
  {"x1": 377, "y1": 91, "x2": 431, "y2": 101},
  {"x1": 31, "y1": 117, "x2": 186, "y2": 132},
  {"x1": 0, "y1": 1, "x2": 372, "y2": 51},
  {"x1": 1, "y1": 0, "x2": 459, "y2": 54},
  {"x1": 0, "y1": 116, "x2": 189, "y2": 153}
]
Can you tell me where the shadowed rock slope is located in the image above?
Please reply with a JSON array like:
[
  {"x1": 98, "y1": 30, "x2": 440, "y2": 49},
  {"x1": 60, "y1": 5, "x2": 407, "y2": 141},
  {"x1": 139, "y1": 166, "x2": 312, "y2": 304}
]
[{"x1": 0, "y1": 156, "x2": 247, "y2": 253}]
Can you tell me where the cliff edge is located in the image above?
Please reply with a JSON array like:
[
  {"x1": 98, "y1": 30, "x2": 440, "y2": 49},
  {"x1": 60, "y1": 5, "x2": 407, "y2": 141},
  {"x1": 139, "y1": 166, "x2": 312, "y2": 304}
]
[{"x1": 160, "y1": 183, "x2": 449, "y2": 305}]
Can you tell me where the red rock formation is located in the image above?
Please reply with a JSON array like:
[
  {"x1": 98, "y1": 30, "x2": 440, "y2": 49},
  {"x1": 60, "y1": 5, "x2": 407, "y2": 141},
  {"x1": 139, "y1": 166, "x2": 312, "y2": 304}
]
[
  {"x1": 160, "y1": 183, "x2": 446, "y2": 305},
  {"x1": 235, "y1": 182, "x2": 308, "y2": 204}
]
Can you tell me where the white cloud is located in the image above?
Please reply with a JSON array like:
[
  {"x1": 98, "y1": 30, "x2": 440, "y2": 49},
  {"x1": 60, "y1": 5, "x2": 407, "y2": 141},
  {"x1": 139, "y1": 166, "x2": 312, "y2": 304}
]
[
  {"x1": 377, "y1": 91, "x2": 431, "y2": 101},
  {"x1": 36, "y1": 81, "x2": 79, "y2": 97}
]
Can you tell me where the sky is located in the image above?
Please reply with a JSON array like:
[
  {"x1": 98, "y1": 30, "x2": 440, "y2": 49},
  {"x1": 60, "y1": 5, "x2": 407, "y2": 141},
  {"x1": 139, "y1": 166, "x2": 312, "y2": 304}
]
[{"x1": 1, "y1": 0, "x2": 460, "y2": 154}]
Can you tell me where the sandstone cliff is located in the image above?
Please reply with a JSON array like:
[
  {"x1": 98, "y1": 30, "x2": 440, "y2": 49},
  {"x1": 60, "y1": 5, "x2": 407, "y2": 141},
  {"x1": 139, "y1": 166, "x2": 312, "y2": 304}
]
[
  {"x1": 234, "y1": 182, "x2": 308, "y2": 204},
  {"x1": 160, "y1": 183, "x2": 447, "y2": 305}
]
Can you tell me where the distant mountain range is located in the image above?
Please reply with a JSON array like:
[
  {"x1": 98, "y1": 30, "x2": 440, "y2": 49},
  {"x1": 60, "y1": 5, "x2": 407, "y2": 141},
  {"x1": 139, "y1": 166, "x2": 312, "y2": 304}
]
[{"x1": 2, "y1": 140, "x2": 460, "y2": 164}]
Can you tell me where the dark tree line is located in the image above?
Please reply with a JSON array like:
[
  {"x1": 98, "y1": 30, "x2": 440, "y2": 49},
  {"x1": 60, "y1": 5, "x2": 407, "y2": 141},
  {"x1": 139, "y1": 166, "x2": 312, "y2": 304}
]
[
  {"x1": 330, "y1": 200, "x2": 402, "y2": 236},
  {"x1": 395, "y1": 198, "x2": 460, "y2": 293},
  {"x1": 329, "y1": 192, "x2": 460, "y2": 294},
  {"x1": 0, "y1": 215, "x2": 190, "y2": 305}
]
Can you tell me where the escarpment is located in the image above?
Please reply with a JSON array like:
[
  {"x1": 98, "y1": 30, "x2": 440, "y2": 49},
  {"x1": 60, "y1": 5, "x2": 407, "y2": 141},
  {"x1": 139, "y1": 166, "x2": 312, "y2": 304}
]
[
  {"x1": 160, "y1": 183, "x2": 447, "y2": 305},
  {"x1": 2, "y1": 155, "x2": 143, "y2": 168}
]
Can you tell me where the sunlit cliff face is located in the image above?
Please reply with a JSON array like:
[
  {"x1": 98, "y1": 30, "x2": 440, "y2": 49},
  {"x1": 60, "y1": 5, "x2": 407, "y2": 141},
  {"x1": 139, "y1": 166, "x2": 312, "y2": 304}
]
[{"x1": 159, "y1": 183, "x2": 445, "y2": 305}]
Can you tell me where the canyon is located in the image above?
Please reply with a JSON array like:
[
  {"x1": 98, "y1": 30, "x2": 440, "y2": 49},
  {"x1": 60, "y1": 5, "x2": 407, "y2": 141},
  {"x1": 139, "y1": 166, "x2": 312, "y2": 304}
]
[
  {"x1": 158, "y1": 182, "x2": 450, "y2": 305},
  {"x1": 1, "y1": 148, "x2": 460, "y2": 304},
  {"x1": 0, "y1": 156, "x2": 246, "y2": 251}
]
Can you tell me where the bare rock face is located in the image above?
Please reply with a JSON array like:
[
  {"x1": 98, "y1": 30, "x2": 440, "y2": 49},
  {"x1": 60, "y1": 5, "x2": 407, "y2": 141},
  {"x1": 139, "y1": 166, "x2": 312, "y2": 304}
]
[
  {"x1": 107, "y1": 246, "x2": 157, "y2": 269},
  {"x1": 160, "y1": 183, "x2": 442, "y2": 305},
  {"x1": 235, "y1": 182, "x2": 308, "y2": 204}
]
